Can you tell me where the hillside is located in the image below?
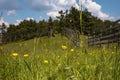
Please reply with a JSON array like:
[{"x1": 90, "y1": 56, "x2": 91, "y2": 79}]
[{"x1": 0, "y1": 35, "x2": 120, "y2": 80}]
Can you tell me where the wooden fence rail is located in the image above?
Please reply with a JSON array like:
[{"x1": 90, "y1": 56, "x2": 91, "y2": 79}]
[{"x1": 88, "y1": 22, "x2": 120, "y2": 48}]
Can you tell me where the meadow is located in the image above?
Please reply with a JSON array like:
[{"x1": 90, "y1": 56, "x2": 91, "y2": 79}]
[{"x1": 0, "y1": 35, "x2": 120, "y2": 80}]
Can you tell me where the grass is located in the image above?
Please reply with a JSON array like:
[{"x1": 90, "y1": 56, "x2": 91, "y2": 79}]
[{"x1": 0, "y1": 35, "x2": 120, "y2": 80}]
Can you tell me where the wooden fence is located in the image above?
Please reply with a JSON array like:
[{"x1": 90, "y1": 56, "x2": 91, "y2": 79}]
[{"x1": 88, "y1": 20, "x2": 120, "y2": 48}]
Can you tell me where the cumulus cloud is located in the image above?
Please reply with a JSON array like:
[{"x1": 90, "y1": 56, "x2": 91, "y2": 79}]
[
  {"x1": 39, "y1": 16, "x2": 43, "y2": 20},
  {"x1": 26, "y1": 17, "x2": 34, "y2": 21},
  {"x1": 82, "y1": 0, "x2": 115, "y2": 20},
  {"x1": 14, "y1": 19, "x2": 23, "y2": 25},
  {"x1": 0, "y1": 0, "x2": 21, "y2": 10},
  {"x1": 25, "y1": 0, "x2": 53, "y2": 11},
  {"x1": 14, "y1": 17, "x2": 34, "y2": 25},
  {"x1": 7, "y1": 10, "x2": 16, "y2": 16},
  {"x1": 47, "y1": 11, "x2": 60, "y2": 18},
  {"x1": 0, "y1": 18, "x2": 9, "y2": 27},
  {"x1": 25, "y1": 0, "x2": 79, "y2": 18}
]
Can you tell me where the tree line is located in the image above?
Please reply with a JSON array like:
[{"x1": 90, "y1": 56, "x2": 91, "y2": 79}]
[{"x1": 0, "y1": 6, "x2": 116, "y2": 43}]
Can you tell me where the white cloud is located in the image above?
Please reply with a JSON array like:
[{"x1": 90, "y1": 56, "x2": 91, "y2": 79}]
[
  {"x1": 25, "y1": 0, "x2": 53, "y2": 11},
  {"x1": 47, "y1": 11, "x2": 60, "y2": 18},
  {"x1": 26, "y1": 17, "x2": 34, "y2": 21},
  {"x1": 7, "y1": 10, "x2": 16, "y2": 16},
  {"x1": 39, "y1": 16, "x2": 43, "y2": 20},
  {"x1": 25, "y1": 0, "x2": 79, "y2": 18},
  {"x1": 14, "y1": 17, "x2": 34, "y2": 25},
  {"x1": 0, "y1": 18, "x2": 9, "y2": 27},
  {"x1": 14, "y1": 19, "x2": 22, "y2": 25},
  {"x1": 0, "y1": 0, "x2": 21, "y2": 10},
  {"x1": 82, "y1": 0, "x2": 115, "y2": 20}
]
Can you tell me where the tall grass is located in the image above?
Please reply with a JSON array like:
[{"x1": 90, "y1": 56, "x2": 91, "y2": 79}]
[{"x1": 0, "y1": 35, "x2": 120, "y2": 80}]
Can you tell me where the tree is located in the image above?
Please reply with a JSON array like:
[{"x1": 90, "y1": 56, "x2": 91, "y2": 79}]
[
  {"x1": 0, "y1": 23, "x2": 7, "y2": 43},
  {"x1": 48, "y1": 17, "x2": 54, "y2": 37},
  {"x1": 57, "y1": 10, "x2": 66, "y2": 34}
]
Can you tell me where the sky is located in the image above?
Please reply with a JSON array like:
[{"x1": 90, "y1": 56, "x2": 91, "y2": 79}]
[{"x1": 0, "y1": 0, "x2": 120, "y2": 26}]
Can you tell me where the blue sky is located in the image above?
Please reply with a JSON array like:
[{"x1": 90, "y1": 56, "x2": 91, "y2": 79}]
[
  {"x1": 93, "y1": 0, "x2": 120, "y2": 17},
  {"x1": 0, "y1": 0, "x2": 120, "y2": 26}
]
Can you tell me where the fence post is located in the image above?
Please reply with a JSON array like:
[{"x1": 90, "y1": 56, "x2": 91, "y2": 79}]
[
  {"x1": 88, "y1": 33, "x2": 90, "y2": 47},
  {"x1": 118, "y1": 29, "x2": 120, "y2": 47},
  {"x1": 93, "y1": 31, "x2": 96, "y2": 47},
  {"x1": 98, "y1": 29, "x2": 102, "y2": 48}
]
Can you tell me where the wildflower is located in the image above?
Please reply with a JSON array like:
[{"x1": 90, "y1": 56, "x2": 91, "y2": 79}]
[
  {"x1": 61, "y1": 45, "x2": 67, "y2": 50},
  {"x1": 70, "y1": 49, "x2": 74, "y2": 52},
  {"x1": 58, "y1": 56, "x2": 60, "y2": 58},
  {"x1": 64, "y1": 55, "x2": 67, "y2": 58},
  {"x1": 65, "y1": 66, "x2": 70, "y2": 70},
  {"x1": 112, "y1": 52, "x2": 114, "y2": 54},
  {"x1": 44, "y1": 60, "x2": 48, "y2": 64},
  {"x1": 58, "y1": 63, "x2": 61, "y2": 67},
  {"x1": 24, "y1": 54, "x2": 29, "y2": 57},
  {"x1": 77, "y1": 62, "x2": 80, "y2": 65},
  {"x1": 114, "y1": 46, "x2": 116, "y2": 49},
  {"x1": 0, "y1": 46, "x2": 3, "y2": 50},
  {"x1": 12, "y1": 53, "x2": 18, "y2": 57}
]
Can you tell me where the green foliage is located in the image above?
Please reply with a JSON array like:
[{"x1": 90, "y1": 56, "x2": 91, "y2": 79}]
[
  {"x1": 0, "y1": 35, "x2": 120, "y2": 80},
  {"x1": 2, "y1": 6, "x2": 114, "y2": 43}
]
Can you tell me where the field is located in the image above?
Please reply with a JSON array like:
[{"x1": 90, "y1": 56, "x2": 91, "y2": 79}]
[{"x1": 0, "y1": 35, "x2": 120, "y2": 80}]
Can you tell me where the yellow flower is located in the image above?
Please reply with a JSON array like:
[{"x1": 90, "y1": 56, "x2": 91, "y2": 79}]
[
  {"x1": 64, "y1": 55, "x2": 67, "y2": 58},
  {"x1": 44, "y1": 60, "x2": 48, "y2": 64},
  {"x1": 70, "y1": 49, "x2": 74, "y2": 52},
  {"x1": 58, "y1": 63, "x2": 61, "y2": 67},
  {"x1": 112, "y1": 52, "x2": 114, "y2": 54},
  {"x1": 0, "y1": 46, "x2": 3, "y2": 50},
  {"x1": 114, "y1": 46, "x2": 116, "y2": 49},
  {"x1": 12, "y1": 53, "x2": 18, "y2": 57},
  {"x1": 61, "y1": 45, "x2": 67, "y2": 50},
  {"x1": 24, "y1": 54, "x2": 29, "y2": 57},
  {"x1": 58, "y1": 56, "x2": 60, "y2": 58},
  {"x1": 77, "y1": 62, "x2": 80, "y2": 65}
]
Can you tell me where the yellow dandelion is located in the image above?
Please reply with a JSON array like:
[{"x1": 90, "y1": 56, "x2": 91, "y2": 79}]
[
  {"x1": 58, "y1": 56, "x2": 60, "y2": 58},
  {"x1": 64, "y1": 55, "x2": 67, "y2": 58},
  {"x1": 24, "y1": 54, "x2": 29, "y2": 57},
  {"x1": 114, "y1": 46, "x2": 116, "y2": 49},
  {"x1": 112, "y1": 52, "x2": 114, "y2": 54},
  {"x1": 70, "y1": 49, "x2": 74, "y2": 52},
  {"x1": 12, "y1": 53, "x2": 18, "y2": 57},
  {"x1": 61, "y1": 45, "x2": 67, "y2": 50},
  {"x1": 77, "y1": 62, "x2": 80, "y2": 65},
  {"x1": 0, "y1": 46, "x2": 3, "y2": 50},
  {"x1": 44, "y1": 60, "x2": 48, "y2": 64},
  {"x1": 58, "y1": 63, "x2": 61, "y2": 67}
]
